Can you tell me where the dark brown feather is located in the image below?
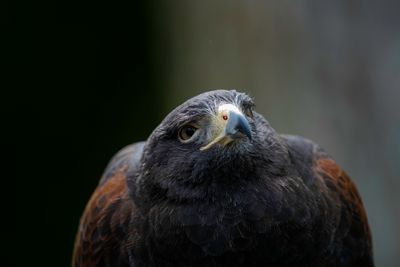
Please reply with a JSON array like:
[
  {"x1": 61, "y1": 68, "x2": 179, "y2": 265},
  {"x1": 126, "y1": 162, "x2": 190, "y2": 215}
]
[
  {"x1": 314, "y1": 151, "x2": 373, "y2": 266},
  {"x1": 72, "y1": 143, "x2": 144, "y2": 267}
]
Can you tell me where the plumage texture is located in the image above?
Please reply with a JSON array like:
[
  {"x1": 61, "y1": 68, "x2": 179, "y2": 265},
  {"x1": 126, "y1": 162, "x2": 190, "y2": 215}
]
[{"x1": 73, "y1": 90, "x2": 373, "y2": 267}]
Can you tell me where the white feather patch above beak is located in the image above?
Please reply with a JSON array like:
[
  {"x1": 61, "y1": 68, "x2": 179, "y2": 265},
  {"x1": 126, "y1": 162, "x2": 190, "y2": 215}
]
[{"x1": 218, "y1": 103, "x2": 242, "y2": 115}]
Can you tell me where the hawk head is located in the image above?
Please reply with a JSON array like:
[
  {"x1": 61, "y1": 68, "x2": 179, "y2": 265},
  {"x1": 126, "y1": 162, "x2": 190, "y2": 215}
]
[{"x1": 132, "y1": 90, "x2": 290, "y2": 206}]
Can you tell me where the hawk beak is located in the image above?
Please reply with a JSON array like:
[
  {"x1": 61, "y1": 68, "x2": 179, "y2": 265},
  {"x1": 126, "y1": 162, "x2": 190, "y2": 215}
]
[
  {"x1": 225, "y1": 111, "x2": 252, "y2": 141},
  {"x1": 200, "y1": 111, "x2": 252, "y2": 151}
]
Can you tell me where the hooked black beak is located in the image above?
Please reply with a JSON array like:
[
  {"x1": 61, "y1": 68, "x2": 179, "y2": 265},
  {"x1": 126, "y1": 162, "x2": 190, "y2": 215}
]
[{"x1": 225, "y1": 111, "x2": 252, "y2": 140}]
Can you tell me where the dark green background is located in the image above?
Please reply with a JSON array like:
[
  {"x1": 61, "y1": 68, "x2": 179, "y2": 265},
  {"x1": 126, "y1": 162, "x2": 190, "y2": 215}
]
[{"x1": 14, "y1": 2, "x2": 165, "y2": 266}]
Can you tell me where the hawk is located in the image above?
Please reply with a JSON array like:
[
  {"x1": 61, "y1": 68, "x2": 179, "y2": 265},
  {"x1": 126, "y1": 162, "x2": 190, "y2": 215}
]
[{"x1": 73, "y1": 90, "x2": 373, "y2": 267}]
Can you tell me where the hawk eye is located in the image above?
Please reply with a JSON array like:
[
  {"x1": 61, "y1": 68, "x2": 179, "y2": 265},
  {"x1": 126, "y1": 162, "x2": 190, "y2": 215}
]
[
  {"x1": 244, "y1": 107, "x2": 254, "y2": 119},
  {"x1": 178, "y1": 125, "x2": 198, "y2": 142},
  {"x1": 241, "y1": 101, "x2": 254, "y2": 119}
]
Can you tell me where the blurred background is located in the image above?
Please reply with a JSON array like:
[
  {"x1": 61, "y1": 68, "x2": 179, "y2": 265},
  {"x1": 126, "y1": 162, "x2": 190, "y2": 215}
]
[{"x1": 15, "y1": 0, "x2": 399, "y2": 266}]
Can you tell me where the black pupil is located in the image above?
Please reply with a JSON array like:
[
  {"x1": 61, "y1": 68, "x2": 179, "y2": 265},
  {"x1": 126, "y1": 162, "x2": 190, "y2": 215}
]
[{"x1": 185, "y1": 127, "x2": 196, "y2": 138}]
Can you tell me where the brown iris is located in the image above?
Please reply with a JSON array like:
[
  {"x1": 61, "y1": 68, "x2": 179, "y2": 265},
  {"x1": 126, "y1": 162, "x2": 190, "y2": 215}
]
[
  {"x1": 178, "y1": 125, "x2": 198, "y2": 141},
  {"x1": 244, "y1": 108, "x2": 253, "y2": 119}
]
